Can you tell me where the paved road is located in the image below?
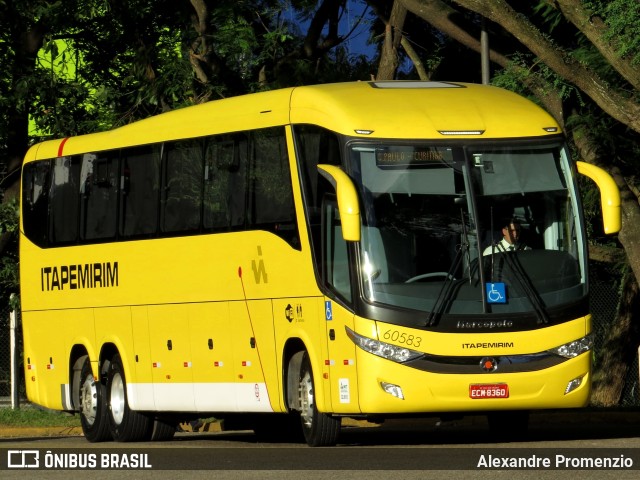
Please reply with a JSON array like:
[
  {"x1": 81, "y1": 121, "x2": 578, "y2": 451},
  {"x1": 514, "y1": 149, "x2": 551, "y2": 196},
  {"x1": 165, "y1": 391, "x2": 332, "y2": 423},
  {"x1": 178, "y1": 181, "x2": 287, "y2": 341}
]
[{"x1": 2, "y1": 410, "x2": 640, "y2": 479}]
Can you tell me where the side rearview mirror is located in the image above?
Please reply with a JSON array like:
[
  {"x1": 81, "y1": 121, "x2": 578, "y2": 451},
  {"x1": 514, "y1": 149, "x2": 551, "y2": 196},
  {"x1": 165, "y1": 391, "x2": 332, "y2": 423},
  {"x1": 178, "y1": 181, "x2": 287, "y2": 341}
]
[
  {"x1": 576, "y1": 161, "x2": 621, "y2": 234},
  {"x1": 317, "y1": 164, "x2": 361, "y2": 242}
]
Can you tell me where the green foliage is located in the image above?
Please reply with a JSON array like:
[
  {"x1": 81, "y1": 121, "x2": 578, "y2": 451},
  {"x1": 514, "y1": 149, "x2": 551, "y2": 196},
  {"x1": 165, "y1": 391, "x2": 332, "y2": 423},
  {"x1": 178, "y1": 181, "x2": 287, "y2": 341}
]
[
  {"x1": 0, "y1": 406, "x2": 80, "y2": 428},
  {"x1": 587, "y1": 0, "x2": 640, "y2": 65},
  {"x1": 532, "y1": 1, "x2": 565, "y2": 32},
  {"x1": 0, "y1": 199, "x2": 19, "y2": 308},
  {"x1": 0, "y1": 198, "x2": 18, "y2": 236},
  {"x1": 491, "y1": 53, "x2": 584, "y2": 106},
  {"x1": 215, "y1": 16, "x2": 261, "y2": 81}
]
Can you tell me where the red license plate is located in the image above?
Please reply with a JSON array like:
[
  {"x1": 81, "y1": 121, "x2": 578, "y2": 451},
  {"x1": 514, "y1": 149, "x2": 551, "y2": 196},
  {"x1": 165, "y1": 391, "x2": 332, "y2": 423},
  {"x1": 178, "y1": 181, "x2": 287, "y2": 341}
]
[{"x1": 469, "y1": 383, "x2": 509, "y2": 399}]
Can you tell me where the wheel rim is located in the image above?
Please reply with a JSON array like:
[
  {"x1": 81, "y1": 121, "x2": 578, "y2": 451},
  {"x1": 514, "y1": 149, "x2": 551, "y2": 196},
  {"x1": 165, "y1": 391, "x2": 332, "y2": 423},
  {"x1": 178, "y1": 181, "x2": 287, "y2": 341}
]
[
  {"x1": 299, "y1": 368, "x2": 314, "y2": 429},
  {"x1": 80, "y1": 375, "x2": 98, "y2": 426},
  {"x1": 110, "y1": 371, "x2": 125, "y2": 425}
]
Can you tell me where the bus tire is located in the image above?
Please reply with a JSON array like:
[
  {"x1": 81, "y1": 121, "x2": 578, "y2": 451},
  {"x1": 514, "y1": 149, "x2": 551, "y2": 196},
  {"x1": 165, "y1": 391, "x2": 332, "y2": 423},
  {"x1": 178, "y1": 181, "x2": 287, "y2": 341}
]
[
  {"x1": 298, "y1": 352, "x2": 340, "y2": 446},
  {"x1": 106, "y1": 353, "x2": 150, "y2": 442},
  {"x1": 79, "y1": 357, "x2": 112, "y2": 442}
]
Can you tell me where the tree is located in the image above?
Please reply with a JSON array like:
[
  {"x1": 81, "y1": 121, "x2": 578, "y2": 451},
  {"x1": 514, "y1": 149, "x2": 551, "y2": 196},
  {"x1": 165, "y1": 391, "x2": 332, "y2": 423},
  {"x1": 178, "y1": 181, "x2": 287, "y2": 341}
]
[
  {"x1": 371, "y1": 0, "x2": 640, "y2": 405},
  {"x1": 0, "y1": 0, "x2": 373, "y2": 267},
  {"x1": 3, "y1": 0, "x2": 637, "y2": 404}
]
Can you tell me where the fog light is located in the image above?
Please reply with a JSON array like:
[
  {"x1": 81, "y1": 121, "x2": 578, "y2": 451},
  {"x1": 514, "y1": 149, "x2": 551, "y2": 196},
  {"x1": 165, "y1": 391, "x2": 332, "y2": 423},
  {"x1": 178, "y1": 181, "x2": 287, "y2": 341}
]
[
  {"x1": 565, "y1": 376, "x2": 584, "y2": 395},
  {"x1": 381, "y1": 381, "x2": 404, "y2": 400}
]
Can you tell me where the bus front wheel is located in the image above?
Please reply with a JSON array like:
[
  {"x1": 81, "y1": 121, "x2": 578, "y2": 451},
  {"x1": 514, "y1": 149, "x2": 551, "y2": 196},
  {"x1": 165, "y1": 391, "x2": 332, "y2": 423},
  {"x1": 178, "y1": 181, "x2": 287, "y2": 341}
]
[
  {"x1": 298, "y1": 353, "x2": 340, "y2": 446},
  {"x1": 79, "y1": 357, "x2": 111, "y2": 442},
  {"x1": 106, "y1": 353, "x2": 150, "y2": 441}
]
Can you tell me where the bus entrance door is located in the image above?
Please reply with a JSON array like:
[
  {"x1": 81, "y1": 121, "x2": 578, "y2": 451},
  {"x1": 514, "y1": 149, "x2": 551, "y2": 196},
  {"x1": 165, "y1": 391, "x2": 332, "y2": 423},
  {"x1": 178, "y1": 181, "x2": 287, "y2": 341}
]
[{"x1": 324, "y1": 298, "x2": 360, "y2": 414}]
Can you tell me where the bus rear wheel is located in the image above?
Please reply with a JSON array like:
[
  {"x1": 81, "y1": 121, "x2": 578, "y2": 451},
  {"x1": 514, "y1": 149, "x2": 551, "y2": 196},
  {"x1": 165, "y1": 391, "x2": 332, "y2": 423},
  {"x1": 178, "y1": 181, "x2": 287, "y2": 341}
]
[
  {"x1": 106, "y1": 353, "x2": 150, "y2": 441},
  {"x1": 79, "y1": 357, "x2": 111, "y2": 442},
  {"x1": 298, "y1": 353, "x2": 340, "y2": 447}
]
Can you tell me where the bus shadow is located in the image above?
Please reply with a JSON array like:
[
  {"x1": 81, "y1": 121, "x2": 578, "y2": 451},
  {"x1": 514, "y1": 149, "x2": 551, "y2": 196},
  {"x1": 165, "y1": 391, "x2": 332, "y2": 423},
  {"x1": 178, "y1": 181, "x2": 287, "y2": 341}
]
[
  {"x1": 336, "y1": 411, "x2": 640, "y2": 446},
  {"x1": 182, "y1": 409, "x2": 640, "y2": 447}
]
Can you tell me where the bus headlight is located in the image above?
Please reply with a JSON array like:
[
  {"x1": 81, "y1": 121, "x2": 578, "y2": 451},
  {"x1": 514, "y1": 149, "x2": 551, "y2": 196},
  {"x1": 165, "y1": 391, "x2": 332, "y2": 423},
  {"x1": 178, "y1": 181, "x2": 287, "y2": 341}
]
[
  {"x1": 345, "y1": 327, "x2": 423, "y2": 363},
  {"x1": 547, "y1": 334, "x2": 593, "y2": 358}
]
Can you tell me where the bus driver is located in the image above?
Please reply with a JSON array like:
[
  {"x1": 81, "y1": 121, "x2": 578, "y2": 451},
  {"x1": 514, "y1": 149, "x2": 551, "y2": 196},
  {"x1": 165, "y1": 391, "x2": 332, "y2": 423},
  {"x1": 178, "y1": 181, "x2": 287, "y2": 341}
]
[{"x1": 483, "y1": 219, "x2": 531, "y2": 255}]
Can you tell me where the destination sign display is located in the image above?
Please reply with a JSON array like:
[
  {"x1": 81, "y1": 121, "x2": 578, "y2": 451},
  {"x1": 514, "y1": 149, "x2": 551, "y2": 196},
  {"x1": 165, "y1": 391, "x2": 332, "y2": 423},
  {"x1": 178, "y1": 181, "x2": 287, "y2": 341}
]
[{"x1": 375, "y1": 146, "x2": 453, "y2": 167}]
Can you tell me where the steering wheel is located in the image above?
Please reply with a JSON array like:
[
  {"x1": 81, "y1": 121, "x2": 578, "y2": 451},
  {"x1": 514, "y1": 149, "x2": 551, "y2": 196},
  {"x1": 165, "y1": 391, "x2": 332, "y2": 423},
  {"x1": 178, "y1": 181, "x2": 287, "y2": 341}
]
[{"x1": 405, "y1": 272, "x2": 455, "y2": 283}]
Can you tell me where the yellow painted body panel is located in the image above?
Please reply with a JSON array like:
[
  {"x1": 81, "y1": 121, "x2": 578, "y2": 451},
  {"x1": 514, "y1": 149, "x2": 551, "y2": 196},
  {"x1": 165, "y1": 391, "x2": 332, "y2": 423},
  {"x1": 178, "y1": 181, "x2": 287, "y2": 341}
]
[
  {"x1": 355, "y1": 350, "x2": 591, "y2": 413},
  {"x1": 130, "y1": 307, "x2": 153, "y2": 383},
  {"x1": 21, "y1": 81, "x2": 594, "y2": 419},
  {"x1": 350, "y1": 316, "x2": 591, "y2": 413},
  {"x1": 324, "y1": 300, "x2": 360, "y2": 413},
  {"x1": 288, "y1": 82, "x2": 560, "y2": 139},
  {"x1": 371, "y1": 317, "x2": 589, "y2": 356},
  {"x1": 188, "y1": 302, "x2": 234, "y2": 385},
  {"x1": 19, "y1": 227, "x2": 323, "y2": 412},
  {"x1": 22, "y1": 82, "x2": 560, "y2": 166}
]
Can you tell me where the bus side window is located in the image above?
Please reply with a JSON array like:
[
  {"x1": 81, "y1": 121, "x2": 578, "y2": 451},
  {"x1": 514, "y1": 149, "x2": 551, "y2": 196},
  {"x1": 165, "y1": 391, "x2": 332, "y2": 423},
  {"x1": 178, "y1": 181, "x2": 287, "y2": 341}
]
[
  {"x1": 202, "y1": 133, "x2": 247, "y2": 231},
  {"x1": 227, "y1": 134, "x2": 248, "y2": 230},
  {"x1": 203, "y1": 138, "x2": 231, "y2": 230},
  {"x1": 323, "y1": 197, "x2": 352, "y2": 302},
  {"x1": 250, "y1": 128, "x2": 299, "y2": 248},
  {"x1": 80, "y1": 152, "x2": 118, "y2": 241},
  {"x1": 162, "y1": 139, "x2": 204, "y2": 234},
  {"x1": 22, "y1": 160, "x2": 51, "y2": 247},
  {"x1": 50, "y1": 156, "x2": 81, "y2": 245},
  {"x1": 293, "y1": 125, "x2": 343, "y2": 273},
  {"x1": 119, "y1": 145, "x2": 161, "y2": 238}
]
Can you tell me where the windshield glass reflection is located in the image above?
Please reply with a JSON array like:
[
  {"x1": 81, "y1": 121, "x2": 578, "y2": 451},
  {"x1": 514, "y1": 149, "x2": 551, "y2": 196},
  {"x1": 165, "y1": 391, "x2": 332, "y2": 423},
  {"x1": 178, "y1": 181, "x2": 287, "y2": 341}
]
[{"x1": 348, "y1": 141, "x2": 586, "y2": 321}]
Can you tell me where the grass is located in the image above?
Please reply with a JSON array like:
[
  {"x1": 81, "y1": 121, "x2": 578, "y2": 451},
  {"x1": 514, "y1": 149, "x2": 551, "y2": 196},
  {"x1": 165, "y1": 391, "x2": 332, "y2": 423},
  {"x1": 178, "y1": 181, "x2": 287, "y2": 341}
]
[
  {"x1": 0, "y1": 406, "x2": 216, "y2": 430},
  {"x1": 0, "y1": 405, "x2": 81, "y2": 428}
]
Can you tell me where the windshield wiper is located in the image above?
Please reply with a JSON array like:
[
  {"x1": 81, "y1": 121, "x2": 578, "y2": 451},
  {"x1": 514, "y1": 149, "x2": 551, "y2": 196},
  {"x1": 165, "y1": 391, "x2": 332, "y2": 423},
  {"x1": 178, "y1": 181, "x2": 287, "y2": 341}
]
[
  {"x1": 489, "y1": 245, "x2": 549, "y2": 324},
  {"x1": 424, "y1": 210, "x2": 469, "y2": 327}
]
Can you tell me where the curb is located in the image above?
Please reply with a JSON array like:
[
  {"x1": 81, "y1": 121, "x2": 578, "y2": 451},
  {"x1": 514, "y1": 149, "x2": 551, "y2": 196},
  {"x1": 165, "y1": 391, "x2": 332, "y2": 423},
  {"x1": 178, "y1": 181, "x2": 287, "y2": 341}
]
[{"x1": 0, "y1": 425, "x2": 84, "y2": 438}]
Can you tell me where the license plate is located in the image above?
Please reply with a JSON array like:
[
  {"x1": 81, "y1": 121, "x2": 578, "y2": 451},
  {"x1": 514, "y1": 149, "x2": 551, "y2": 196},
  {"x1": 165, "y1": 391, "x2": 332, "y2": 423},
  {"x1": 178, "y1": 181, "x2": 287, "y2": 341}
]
[{"x1": 469, "y1": 383, "x2": 509, "y2": 399}]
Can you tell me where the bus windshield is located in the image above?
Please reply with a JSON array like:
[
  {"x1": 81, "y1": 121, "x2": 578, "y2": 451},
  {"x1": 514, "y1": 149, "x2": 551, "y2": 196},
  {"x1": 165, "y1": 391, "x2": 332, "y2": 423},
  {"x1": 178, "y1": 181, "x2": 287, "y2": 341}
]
[{"x1": 348, "y1": 140, "x2": 586, "y2": 322}]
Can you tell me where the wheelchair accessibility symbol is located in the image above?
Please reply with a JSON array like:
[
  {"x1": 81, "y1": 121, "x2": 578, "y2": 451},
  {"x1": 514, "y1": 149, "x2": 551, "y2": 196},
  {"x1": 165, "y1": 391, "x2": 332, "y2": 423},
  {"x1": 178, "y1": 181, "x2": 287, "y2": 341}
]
[
  {"x1": 486, "y1": 282, "x2": 507, "y2": 304},
  {"x1": 325, "y1": 301, "x2": 333, "y2": 320}
]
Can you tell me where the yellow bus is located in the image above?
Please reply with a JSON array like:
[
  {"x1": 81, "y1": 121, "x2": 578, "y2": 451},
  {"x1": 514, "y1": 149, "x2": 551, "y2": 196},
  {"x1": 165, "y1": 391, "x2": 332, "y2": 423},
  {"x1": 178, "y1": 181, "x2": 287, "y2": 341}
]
[{"x1": 19, "y1": 81, "x2": 620, "y2": 446}]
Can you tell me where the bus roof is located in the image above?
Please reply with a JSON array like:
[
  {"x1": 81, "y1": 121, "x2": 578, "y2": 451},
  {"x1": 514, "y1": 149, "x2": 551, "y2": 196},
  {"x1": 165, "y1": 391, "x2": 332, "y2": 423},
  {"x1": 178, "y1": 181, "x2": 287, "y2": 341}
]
[{"x1": 24, "y1": 81, "x2": 561, "y2": 161}]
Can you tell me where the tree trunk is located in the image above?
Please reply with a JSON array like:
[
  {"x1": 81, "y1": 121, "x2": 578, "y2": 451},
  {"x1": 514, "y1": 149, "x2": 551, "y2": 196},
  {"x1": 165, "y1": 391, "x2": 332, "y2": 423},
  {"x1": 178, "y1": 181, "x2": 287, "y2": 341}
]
[
  {"x1": 450, "y1": 0, "x2": 640, "y2": 134},
  {"x1": 591, "y1": 269, "x2": 640, "y2": 406},
  {"x1": 4, "y1": 20, "x2": 46, "y2": 200},
  {"x1": 303, "y1": 0, "x2": 343, "y2": 58},
  {"x1": 376, "y1": 1, "x2": 407, "y2": 80},
  {"x1": 572, "y1": 124, "x2": 640, "y2": 406},
  {"x1": 188, "y1": 0, "x2": 245, "y2": 99},
  {"x1": 554, "y1": 0, "x2": 640, "y2": 91},
  {"x1": 572, "y1": 125, "x2": 640, "y2": 286},
  {"x1": 400, "y1": 37, "x2": 430, "y2": 80},
  {"x1": 399, "y1": 0, "x2": 565, "y2": 125}
]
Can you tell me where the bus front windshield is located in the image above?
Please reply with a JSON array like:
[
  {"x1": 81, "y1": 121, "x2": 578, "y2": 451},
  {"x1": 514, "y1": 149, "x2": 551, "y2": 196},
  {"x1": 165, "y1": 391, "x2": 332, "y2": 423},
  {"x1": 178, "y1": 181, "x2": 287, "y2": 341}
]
[{"x1": 348, "y1": 141, "x2": 587, "y2": 323}]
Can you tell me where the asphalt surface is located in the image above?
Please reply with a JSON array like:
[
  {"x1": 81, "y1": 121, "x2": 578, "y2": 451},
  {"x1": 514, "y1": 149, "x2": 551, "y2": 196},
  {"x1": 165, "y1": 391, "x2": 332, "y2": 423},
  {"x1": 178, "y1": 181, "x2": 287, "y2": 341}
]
[{"x1": 3, "y1": 406, "x2": 640, "y2": 439}]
